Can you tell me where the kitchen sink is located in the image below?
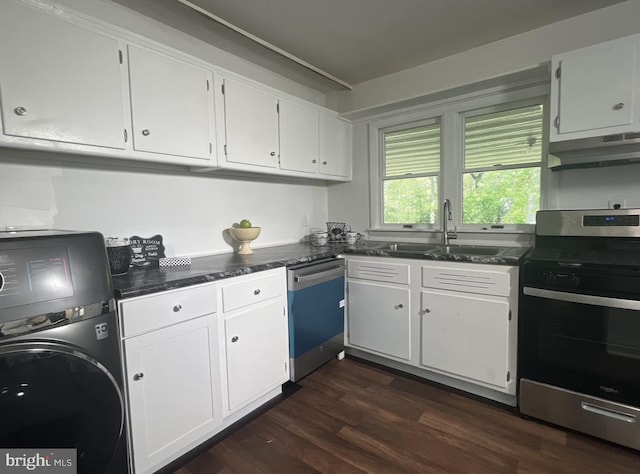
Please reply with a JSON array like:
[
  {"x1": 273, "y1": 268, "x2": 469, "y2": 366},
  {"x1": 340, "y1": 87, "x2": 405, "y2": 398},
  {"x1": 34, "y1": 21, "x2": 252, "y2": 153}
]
[
  {"x1": 384, "y1": 243, "x2": 442, "y2": 253},
  {"x1": 364, "y1": 242, "x2": 505, "y2": 256},
  {"x1": 440, "y1": 245, "x2": 503, "y2": 256}
]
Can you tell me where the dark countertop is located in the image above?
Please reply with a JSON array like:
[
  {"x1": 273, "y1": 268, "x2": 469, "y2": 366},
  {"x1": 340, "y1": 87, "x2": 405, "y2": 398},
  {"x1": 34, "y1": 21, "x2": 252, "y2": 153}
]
[
  {"x1": 342, "y1": 241, "x2": 530, "y2": 266},
  {"x1": 113, "y1": 241, "x2": 530, "y2": 299},
  {"x1": 112, "y1": 243, "x2": 341, "y2": 299}
]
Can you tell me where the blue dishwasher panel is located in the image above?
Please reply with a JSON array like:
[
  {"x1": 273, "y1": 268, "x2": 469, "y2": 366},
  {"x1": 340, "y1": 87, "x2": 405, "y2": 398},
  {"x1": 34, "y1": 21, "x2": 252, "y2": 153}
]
[{"x1": 288, "y1": 276, "x2": 345, "y2": 358}]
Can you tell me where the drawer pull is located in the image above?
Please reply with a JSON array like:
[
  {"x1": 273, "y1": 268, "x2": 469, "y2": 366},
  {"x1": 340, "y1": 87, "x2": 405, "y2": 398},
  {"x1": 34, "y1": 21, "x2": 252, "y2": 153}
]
[
  {"x1": 231, "y1": 336, "x2": 239, "y2": 343},
  {"x1": 395, "y1": 303, "x2": 404, "y2": 309},
  {"x1": 581, "y1": 402, "x2": 636, "y2": 423},
  {"x1": 173, "y1": 304, "x2": 182, "y2": 312},
  {"x1": 254, "y1": 289, "x2": 261, "y2": 295},
  {"x1": 133, "y1": 373, "x2": 144, "y2": 381}
]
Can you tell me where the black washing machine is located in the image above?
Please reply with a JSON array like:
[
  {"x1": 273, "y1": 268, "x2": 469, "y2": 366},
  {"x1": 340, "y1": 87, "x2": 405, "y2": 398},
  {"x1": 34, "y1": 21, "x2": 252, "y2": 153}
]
[{"x1": 0, "y1": 230, "x2": 128, "y2": 473}]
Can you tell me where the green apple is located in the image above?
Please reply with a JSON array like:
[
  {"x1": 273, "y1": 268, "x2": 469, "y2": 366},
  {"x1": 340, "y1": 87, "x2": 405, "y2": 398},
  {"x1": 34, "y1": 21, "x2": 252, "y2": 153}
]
[{"x1": 239, "y1": 219, "x2": 252, "y2": 228}]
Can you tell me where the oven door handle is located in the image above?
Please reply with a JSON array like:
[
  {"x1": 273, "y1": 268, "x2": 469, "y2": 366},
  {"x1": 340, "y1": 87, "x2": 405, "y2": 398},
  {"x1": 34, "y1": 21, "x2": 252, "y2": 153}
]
[
  {"x1": 523, "y1": 287, "x2": 640, "y2": 311},
  {"x1": 581, "y1": 402, "x2": 637, "y2": 423}
]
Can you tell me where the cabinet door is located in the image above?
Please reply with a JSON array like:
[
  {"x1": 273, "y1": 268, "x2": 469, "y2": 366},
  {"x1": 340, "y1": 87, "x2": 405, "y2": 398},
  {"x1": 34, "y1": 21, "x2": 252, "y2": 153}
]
[
  {"x1": 127, "y1": 45, "x2": 213, "y2": 160},
  {"x1": 347, "y1": 280, "x2": 411, "y2": 360},
  {"x1": 421, "y1": 289, "x2": 510, "y2": 389},
  {"x1": 553, "y1": 40, "x2": 637, "y2": 139},
  {"x1": 222, "y1": 79, "x2": 279, "y2": 168},
  {"x1": 0, "y1": 1, "x2": 125, "y2": 149},
  {"x1": 319, "y1": 114, "x2": 351, "y2": 177},
  {"x1": 279, "y1": 99, "x2": 319, "y2": 173},
  {"x1": 224, "y1": 299, "x2": 288, "y2": 412},
  {"x1": 124, "y1": 315, "x2": 221, "y2": 474}
]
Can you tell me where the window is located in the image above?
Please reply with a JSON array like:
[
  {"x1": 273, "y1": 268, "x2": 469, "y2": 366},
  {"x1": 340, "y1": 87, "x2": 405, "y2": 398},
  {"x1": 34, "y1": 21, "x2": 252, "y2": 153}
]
[
  {"x1": 462, "y1": 104, "x2": 543, "y2": 225},
  {"x1": 382, "y1": 121, "x2": 440, "y2": 224},
  {"x1": 370, "y1": 83, "x2": 547, "y2": 232}
]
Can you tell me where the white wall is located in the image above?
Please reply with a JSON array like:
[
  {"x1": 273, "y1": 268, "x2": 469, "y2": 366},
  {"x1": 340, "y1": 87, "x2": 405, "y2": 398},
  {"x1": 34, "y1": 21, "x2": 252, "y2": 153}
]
[
  {"x1": 547, "y1": 164, "x2": 640, "y2": 210},
  {"x1": 327, "y1": 0, "x2": 640, "y2": 233},
  {"x1": 0, "y1": 153, "x2": 327, "y2": 256},
  {"x1": 0, "y1": 0, "x2": 333, "y2": 256},
  {"x1": 328, "y1": 1, "x2": 640, "y2": 114}
]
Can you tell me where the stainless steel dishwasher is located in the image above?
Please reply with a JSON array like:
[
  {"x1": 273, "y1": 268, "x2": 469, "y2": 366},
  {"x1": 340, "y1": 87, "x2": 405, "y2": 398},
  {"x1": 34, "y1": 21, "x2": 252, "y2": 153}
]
[{"x1": 287, "y1": 258, "x2": 345, "y2": 381}]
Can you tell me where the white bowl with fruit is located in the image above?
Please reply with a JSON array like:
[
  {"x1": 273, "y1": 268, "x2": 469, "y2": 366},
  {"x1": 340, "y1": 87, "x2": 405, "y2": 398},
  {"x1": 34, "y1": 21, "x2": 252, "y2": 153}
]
[{"x1": 229, "y1": 219, "x2": 261, "y2": 254}]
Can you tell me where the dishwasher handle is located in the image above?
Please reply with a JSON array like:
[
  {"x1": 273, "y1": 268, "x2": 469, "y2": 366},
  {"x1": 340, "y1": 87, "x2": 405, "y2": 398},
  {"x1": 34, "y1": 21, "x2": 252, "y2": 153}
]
[{"x1": 290, "y1": 264, "x2": 345, "y2": 291}]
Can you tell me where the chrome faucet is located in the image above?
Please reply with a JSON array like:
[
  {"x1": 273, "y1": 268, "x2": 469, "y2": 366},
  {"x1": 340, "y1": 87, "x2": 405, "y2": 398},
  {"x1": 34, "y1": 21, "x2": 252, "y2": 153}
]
[{"x1": 442, "y1": 199, "x2": 457, "y2": 246}]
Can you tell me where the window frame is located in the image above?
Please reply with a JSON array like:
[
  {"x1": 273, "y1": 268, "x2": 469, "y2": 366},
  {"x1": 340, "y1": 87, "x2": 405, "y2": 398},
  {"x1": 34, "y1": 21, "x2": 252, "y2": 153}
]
[
  {"x1": 380, "y1": 117, "x2": 442, "y2": 226},
  {"x1": 368, "y1": 82, "x2": 550, "y2": 234},
  {"x1": 457, "y1": 97, "x2": 546, "y2": 232}
]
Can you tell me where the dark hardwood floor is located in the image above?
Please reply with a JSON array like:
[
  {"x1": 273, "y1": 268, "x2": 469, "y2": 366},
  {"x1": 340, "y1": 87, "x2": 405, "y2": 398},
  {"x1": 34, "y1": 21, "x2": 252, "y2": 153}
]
[{"x1": 174, "y1": 357, "x2": 639, "y2": 473}]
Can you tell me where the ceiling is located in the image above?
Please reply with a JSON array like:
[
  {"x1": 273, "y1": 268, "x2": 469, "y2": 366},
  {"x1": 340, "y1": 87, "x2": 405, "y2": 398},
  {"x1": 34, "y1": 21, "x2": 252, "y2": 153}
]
[{"x1": 113, "y1": 0, "x2": 625, "y2": 92}]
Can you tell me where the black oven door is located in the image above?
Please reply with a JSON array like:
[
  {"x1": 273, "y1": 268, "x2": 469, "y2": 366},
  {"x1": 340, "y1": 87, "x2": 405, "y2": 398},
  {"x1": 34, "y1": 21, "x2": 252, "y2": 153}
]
[{"x1": 519, "y1": 285, "x2": 640, "y2": 406}]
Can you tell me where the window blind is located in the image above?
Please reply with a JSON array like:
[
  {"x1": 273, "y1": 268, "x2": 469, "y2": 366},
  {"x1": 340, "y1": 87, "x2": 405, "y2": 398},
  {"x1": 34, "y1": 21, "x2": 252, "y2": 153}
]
[
  {"x1": 464, "y1": 105, "x2": 543, "y2": 170},
  {"x1": 384, "y1": 124, "x2": 441, "y2": 177}
]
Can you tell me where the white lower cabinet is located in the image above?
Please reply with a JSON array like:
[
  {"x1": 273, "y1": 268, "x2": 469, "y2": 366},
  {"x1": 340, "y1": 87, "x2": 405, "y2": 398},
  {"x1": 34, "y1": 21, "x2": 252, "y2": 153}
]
[
  {"x1": 419, "y1": 262, "x2": 517, "y2": 394},
  {"x1": 119, "y1": 283, "x2": 222, "y2": 474},
  {"x1": 119, "y1": 268, "x2": 290, "y2": 473},
  {"x1": 347, "y1": 280, "x2": 411, "y2": 360},
  {"x1": 218, "y1": 268, "x2": 290, "y2": 416},
  {"x1": 224, "y1": 299, "x2": 289, "y2": 411},
  {"x1": 420, "y1": 289, "x2": 511, "y2": 389},
  {"x1": 344, "y1": 256, "x2": 519, "y2": 402}
]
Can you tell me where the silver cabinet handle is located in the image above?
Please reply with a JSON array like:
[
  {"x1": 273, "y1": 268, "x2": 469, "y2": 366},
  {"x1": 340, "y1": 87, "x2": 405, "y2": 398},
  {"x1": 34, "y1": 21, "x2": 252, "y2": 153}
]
[
  {"x1": 424, "y1": 308, "x2": 431, "y2": 313},
  {"x1": 254, "y1": 289, "x2": 261, "y2": 295},
  {"x1": 613, "y1": 102, "x2": 625, "y2": 110},
  {"x1": 322, "y1": 161, "x2": 327, "y2": 165},
  {"x1": 142, "y1": 129, "x2": 150, "y2": 136},
  {"x1": 270, "y1": 151, "x2": 276, "y2": 156},
  {"x1": 14, "y1": 106, "x2": 27, "y2": 116},
  {"x1": 133, "y1": 373, "x2": 144, "y2": 381},
  {"x1": 312, "y1": 159, "x2": 317, "y2": 163},
  {"x1": 231, "y1": 336, "x2": 239, "y2": 343},
  {"x1": 173, "y1": 304, "x2": 182, "y2": 312}
]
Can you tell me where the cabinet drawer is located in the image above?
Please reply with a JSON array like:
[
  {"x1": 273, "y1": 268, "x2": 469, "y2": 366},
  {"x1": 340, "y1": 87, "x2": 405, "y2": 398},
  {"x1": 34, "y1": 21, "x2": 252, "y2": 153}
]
[
  {"x1": 347, "y1": 259, "x2": 410, "y2": 284},
  {"x1": 221, "y1": 272, "x2": 283, "y2": 313},
  {"x1": 422, "y1": 264, "x2": 511, "y2": 297},
  {"x1": 120, "y1": 283, "x2": 216, "y2": 337}
]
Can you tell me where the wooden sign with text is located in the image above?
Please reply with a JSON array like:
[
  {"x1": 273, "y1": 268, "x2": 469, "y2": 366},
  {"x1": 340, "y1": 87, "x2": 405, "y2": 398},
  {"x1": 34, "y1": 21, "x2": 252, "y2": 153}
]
[{"x1": 129, "y1": 235, "x2": 166, "y2": 266}]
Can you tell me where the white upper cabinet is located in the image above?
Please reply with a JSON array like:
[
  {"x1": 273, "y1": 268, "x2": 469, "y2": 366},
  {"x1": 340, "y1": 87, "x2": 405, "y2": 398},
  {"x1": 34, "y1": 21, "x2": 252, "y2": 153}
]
[
  {"x1": 217, "y1": 76, "x2": 352, "y2": 180},
  {"x1": 0, "y1": 0, "x2": 352, "y2": 180},
  {"x1": 278, "y1": 99, "x2": 319, "y2": 174},
  {"x1": 319, "y1": 114, "x2": 352, "y2": 178},
  {"x1": 221, "y1": 78, "x2": 279, "y2": 169},
  {"x1": 0, "y1": 0, "x2": 126, "y2": 149},
  {"x1": 127, "y1": 45, "x2": 213, "y2": 160},
  {"x1": 550, "y1": 35, "x2": 640, "y2": 142}
]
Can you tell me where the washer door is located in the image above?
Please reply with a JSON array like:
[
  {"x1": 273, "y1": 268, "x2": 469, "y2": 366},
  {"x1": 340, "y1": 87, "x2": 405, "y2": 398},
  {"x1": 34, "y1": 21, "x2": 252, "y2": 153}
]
[{"x1": 0, "y1": 343, "x2": 124, "y2": 473}]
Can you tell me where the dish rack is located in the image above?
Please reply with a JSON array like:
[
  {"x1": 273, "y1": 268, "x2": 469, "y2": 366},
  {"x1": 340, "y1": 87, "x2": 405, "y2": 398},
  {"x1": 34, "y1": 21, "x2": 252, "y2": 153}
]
[{"x1": 326, "y1": 221, "x2": 351, "y2": 242}]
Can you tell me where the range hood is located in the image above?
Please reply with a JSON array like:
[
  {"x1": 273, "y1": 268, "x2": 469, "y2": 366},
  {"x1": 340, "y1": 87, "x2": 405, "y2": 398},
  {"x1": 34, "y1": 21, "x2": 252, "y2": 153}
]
[{"x1": 548, "y1": 132, "x2": 640, "y2": 170}]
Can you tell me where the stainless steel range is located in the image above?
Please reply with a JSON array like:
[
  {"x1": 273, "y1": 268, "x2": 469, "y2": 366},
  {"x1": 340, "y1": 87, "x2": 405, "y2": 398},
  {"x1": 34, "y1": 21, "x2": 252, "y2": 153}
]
[{"x1": 519, "y1": 208, "x2": 640, "y2": 450}]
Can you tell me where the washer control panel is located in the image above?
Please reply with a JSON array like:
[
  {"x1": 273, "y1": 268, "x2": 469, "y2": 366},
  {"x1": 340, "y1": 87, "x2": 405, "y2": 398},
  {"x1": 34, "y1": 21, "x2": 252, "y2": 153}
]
[{"x1": 0, "y1": 246, "x2": 74, "y2": 310}]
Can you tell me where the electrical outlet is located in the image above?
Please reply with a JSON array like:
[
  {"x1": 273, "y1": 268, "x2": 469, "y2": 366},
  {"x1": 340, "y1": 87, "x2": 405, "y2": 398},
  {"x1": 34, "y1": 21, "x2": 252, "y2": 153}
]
[
  {"x1": 301, "y1": 214, "x2": 309, "y2": 227},
  {"x1": 608, "y1": 199, "x2": 627, "y2": 209}
]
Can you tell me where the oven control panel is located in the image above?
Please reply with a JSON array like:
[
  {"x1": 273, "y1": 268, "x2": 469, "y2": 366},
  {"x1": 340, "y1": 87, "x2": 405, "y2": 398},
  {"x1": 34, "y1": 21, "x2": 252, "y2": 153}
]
[
  {"x1": 583, "y1": 214, "x2": 639, "y2": 227},
  {"x1": 543, "y1": 271, "x2": 581, "y2": 288}
]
